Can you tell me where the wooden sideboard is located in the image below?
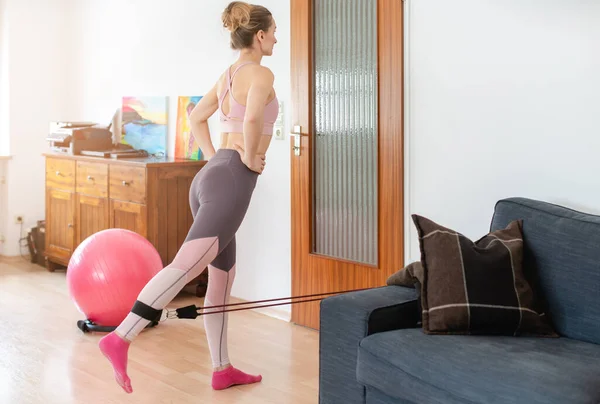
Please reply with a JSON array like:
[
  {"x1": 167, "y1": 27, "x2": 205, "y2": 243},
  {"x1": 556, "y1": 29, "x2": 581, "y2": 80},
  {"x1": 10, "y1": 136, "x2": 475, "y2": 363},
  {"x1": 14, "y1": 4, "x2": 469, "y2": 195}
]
[{"x1": 43, "y1": 152, "x2": 208, "y2": 293}]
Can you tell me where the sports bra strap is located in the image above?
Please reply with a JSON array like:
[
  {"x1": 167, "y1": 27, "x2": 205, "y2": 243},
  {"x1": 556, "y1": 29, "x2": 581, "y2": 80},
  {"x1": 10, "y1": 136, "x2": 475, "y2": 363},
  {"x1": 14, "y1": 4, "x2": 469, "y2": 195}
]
[
  {"x1": 218, "y1": 62, "x2": 262, "y2": 115},
  {"x1": 228, "y1": 62, "x2": 255, "y2": 91}
]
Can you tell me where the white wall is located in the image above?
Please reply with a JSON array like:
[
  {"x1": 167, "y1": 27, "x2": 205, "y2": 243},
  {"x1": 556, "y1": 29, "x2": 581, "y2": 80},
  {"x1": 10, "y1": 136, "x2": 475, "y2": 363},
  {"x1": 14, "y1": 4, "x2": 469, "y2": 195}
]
[
  {"x1": 0, "y1": 159, "x2": 7, "y2": 254},
  {"x1": 0, "y1": 0, "x2": 10, "y2": 156},
  {"x1": 405, "y1": 0, "x2": 600, "y2": 262},
  {"x1": 0, "y1": 0, "x2": 8, "y2": 254},
  {"x1": 1, "y1": 0, "x2": 78, "y2": 257},
  {"x1": 72, "y1": 0, "x2": 292, "y2": 319}
]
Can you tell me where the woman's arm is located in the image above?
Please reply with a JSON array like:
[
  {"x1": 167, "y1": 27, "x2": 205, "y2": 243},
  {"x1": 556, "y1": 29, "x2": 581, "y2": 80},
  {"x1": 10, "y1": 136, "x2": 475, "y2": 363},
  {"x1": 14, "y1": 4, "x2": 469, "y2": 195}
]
[
  {"x1": 242, "y1": 67, "x2": 275, "y2": 159},
  {"x1": 188, "y1": 84, "x2": 219, "y2": 160}
]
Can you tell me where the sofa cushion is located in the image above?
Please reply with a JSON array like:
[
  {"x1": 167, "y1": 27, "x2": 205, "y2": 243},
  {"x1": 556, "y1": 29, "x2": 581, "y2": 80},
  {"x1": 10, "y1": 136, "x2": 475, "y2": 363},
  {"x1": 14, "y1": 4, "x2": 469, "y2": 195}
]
[
  {"x1": 491, "y1": 198, "x2": 600, "y2": 344},
  {"x1": 411, "y1": 214, "x2": 556, "y2": 336},
  {"x1": 357, "y1": 328, "x2": 600, "y2": 404}
]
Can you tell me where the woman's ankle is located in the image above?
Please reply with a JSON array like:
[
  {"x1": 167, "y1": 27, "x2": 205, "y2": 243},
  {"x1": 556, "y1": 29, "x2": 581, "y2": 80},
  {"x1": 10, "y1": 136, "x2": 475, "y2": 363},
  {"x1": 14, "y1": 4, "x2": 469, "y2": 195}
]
[
  {"x1": 213, "y1": 363, "x2": 232, "y2": 373},
  {"x1": 112, "y1": 330, "x2": 131, "y2": 344}
]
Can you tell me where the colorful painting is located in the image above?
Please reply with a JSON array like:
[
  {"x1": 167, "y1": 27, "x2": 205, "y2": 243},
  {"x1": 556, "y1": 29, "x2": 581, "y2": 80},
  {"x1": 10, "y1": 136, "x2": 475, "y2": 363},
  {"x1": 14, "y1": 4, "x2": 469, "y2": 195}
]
[
  {"x1": 121, "y1": 96, "x2": 168, "y2": 155},
  {"x1": 175, "y1": 96, "x2": 203, "y2": 160}
]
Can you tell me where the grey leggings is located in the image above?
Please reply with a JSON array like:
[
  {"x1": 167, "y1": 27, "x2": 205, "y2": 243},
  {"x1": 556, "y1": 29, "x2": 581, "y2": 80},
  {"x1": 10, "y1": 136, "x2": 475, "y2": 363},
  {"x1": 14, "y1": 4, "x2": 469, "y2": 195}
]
[
  {"x1": 117, "y1": 148, "x2": 259, "y2": 341},
  {"x1": 187, "y1": 148, "x2": 259, "y2": 272}
]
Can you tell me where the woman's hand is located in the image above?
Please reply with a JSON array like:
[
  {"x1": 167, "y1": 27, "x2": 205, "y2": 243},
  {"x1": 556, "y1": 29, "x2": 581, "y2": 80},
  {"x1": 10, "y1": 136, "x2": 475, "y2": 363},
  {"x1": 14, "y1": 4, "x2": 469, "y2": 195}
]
[
  {"x1": 234, "y1": 144, "x2": 266, "y2": 174},
  {"x1": 242, "y1": 154, "x2": 266, "y2": 174}
]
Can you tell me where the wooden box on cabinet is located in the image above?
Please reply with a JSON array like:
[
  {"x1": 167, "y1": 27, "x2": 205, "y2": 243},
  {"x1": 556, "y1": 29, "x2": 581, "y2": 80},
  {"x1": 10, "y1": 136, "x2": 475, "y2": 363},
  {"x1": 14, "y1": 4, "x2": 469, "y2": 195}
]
[{"x1": 43, "y1": 153, "x2": 207, "y2": 281}]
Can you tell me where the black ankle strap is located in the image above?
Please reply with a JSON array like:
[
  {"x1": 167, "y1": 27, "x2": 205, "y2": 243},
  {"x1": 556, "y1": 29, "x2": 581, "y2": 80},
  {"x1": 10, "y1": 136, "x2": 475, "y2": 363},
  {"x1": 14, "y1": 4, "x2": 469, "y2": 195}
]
[{"x1": 131, "y1": 300, "x2": 162, "y2": 322}]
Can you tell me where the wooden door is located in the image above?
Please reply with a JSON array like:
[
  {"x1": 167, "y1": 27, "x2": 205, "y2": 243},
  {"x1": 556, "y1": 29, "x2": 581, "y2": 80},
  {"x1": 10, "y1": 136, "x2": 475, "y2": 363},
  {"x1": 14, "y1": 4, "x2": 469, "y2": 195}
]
[
  {"x1": 45, "y1": 189, "x2": 75, "y2": 263},
  {"x1": 290, "y1": 0, "x2": 404, "y2": 330},
  {"x1": 109, "y1": 200, "x2": 147, "y2": 238},
  {"x1": 76, "y1": 195, "x2": 109, "y2": 245}
]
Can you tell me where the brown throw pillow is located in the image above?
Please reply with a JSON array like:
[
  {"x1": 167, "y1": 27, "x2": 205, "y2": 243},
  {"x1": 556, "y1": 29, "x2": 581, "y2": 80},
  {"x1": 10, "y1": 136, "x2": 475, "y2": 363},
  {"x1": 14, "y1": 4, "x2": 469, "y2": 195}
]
[
  {"x1": 386, "y1": 261, "x2": 425, "y2": 324},
  {"x1": 412, "y1": 214, "x2": 557, "y2": 337},
  {"x1": 386, "y1": 261, "x2": 424, "y2": 288}
]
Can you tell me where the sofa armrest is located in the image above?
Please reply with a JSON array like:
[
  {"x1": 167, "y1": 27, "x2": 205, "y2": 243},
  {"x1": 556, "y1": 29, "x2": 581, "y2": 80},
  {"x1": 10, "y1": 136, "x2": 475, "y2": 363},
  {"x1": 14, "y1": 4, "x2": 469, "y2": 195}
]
[{"x1": 319, "y1": 285, "x2": 419, "y2": 404}]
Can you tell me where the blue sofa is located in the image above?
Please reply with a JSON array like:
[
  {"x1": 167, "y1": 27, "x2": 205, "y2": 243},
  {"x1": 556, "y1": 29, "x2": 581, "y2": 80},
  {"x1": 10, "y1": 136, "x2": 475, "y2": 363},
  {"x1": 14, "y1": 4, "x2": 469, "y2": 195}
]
[{"x1": 319, "y1": 197, "x2": 600, "y2": 404}]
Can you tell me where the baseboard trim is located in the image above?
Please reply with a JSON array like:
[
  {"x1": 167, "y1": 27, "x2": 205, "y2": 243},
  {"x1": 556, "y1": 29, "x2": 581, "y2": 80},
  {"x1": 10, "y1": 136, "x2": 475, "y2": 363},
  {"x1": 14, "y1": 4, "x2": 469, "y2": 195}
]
[
  {"x1": 0, "y1": 254, "x2": 30, "y2": 263},
  {"x1": 228, "y1": 296, "x2": 291, "y2": 322}
]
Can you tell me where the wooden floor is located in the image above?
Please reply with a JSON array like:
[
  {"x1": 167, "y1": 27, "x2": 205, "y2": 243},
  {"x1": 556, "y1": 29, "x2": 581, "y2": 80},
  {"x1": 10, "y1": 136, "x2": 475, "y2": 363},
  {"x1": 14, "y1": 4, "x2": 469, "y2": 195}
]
[{"x1": 0, "y1": 258, "x2": 319, "y2": 404}]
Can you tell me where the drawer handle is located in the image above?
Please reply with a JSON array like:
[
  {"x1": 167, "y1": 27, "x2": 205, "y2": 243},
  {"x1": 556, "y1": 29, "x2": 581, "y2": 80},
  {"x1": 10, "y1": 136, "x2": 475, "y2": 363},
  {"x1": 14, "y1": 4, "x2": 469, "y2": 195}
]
[
  {"x1": 87, "y1": 175, "x2": 94, "y2": 181},
  {"x1": 55, "y1": 171, "x2": 62, "y2": 176},
  {"x1": 67, "y1": 223, "x2": 73, "y2": 228},
  {"x1": 122, "y1": 180, "x2": 130, "y2": 186}
]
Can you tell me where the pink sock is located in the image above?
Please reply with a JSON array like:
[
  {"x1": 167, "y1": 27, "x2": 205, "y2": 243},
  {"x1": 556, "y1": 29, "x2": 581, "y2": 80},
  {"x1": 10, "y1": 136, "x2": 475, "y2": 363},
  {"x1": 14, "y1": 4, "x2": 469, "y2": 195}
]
[
  {"x1": 212, "y1": 366, "x2": 262, "y2": 390},
  {"x1": 98, "y1": 332, "x2": 133, "y2": 394}
]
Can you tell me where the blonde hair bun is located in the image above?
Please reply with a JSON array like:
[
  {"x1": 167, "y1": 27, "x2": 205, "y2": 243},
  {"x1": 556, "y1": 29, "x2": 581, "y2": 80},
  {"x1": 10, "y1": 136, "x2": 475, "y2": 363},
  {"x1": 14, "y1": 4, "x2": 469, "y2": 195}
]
[{"x1": 222, "y1": 1, "x2": 253, "y2": 32}]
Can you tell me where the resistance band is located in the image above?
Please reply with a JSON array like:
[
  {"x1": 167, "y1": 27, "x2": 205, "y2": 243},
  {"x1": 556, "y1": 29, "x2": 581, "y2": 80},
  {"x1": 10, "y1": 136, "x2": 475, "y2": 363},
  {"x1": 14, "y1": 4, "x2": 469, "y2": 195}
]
[
  {"x1": 164, "y1": 287, "x2": 374, "y2": 320},
  {"x1": 76, "y1": 287, "x2": 373, "y2": 333}
]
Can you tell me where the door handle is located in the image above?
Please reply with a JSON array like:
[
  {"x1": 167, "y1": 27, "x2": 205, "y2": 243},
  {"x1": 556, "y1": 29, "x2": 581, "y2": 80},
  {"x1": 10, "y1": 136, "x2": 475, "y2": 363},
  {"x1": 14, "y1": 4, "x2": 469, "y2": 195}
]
[{"x1": 291, "y1": 125, "x2": 302, "y2": 156}]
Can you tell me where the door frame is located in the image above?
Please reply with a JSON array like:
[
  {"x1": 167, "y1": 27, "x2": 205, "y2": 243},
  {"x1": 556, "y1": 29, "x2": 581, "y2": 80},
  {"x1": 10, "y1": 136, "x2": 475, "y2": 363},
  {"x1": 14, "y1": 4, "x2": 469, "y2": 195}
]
[{"x1": 290, "y1": 0, "x2": 405, "y2": 329}]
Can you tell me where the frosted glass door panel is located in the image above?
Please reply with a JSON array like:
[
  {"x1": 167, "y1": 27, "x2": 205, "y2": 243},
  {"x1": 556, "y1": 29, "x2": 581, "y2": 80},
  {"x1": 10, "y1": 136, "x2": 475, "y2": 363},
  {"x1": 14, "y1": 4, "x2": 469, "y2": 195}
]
[{"x1": 313, "y1": 0, "x2": 378, "y2": 265}]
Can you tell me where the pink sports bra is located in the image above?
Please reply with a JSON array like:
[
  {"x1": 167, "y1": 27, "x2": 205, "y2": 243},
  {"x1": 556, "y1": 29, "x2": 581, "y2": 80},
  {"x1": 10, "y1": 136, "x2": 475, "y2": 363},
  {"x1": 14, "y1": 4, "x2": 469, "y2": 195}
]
[{"x1": 218, "y1": 62, "x2": 279, "y2": 135}]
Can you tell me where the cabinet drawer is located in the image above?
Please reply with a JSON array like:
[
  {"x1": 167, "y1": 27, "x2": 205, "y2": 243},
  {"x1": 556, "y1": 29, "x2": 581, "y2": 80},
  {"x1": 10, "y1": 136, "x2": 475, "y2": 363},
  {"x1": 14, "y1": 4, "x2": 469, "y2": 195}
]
[
  {"x1": 76, "y1": 161, "x2": 108, "y2": 197},
  {"x1": 46, "y1": 158, "x2": 75, "y2": 190},
  {"x1": 109, "y1": 165, "x2": 146, "y2": 203}
]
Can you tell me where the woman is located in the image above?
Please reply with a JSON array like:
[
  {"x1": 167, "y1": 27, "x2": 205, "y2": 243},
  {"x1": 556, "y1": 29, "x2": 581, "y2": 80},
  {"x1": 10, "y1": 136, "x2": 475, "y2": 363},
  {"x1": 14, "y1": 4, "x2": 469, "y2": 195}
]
[{"x1": 99, "y1": 1, "x2": 278, "y2": 394}]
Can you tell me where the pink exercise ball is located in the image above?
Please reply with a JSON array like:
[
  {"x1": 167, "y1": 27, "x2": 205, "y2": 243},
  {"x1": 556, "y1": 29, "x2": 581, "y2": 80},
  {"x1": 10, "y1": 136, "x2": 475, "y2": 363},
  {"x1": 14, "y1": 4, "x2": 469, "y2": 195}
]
[{"x1": 66, "y1": 228, "x2": 163, "y2": 327}]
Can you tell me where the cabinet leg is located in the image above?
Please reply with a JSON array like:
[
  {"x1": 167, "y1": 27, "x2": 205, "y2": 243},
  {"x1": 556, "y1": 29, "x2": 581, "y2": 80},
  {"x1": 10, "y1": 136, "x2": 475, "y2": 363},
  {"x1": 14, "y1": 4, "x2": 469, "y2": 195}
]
[
  {"x1": 194, "y1": 268, "x2": 209, "y2": 297},
  {"x1": 195, "y1": 284, "x2": 207, "y2": 297},
  {"x1": 45, "y1": 258, "x2": 57, "y2": 272},
  {"x1": 45, "y1": 257, "x2": 64, "y2": 272}
]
